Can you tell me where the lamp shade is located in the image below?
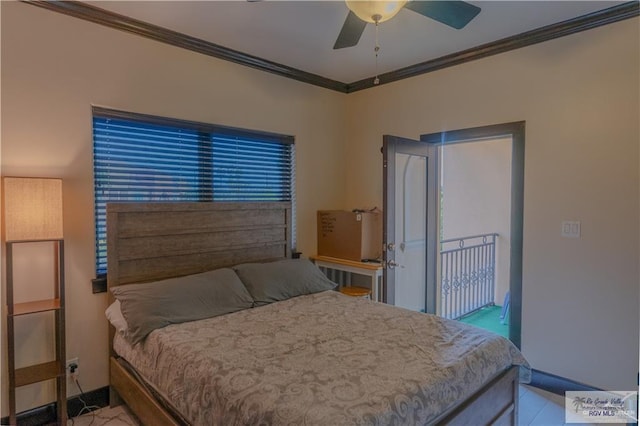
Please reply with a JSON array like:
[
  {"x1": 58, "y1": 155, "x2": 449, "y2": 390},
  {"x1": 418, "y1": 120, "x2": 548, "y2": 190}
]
[
  {"x1": 3, "y1": 177, "x2": 63, "y2": 241},
  {"x1": 345, "y1": 0, "x2": 407, "y2": 23}
]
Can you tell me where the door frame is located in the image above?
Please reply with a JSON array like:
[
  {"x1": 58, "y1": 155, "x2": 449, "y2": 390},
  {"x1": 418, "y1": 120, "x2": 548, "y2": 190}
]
[
  {"x1": 382, "y1": 135, "x2": 437, "y2": 311},
  {"x1": 421, "y1": 121, "x2": 525, "y2": 349}
]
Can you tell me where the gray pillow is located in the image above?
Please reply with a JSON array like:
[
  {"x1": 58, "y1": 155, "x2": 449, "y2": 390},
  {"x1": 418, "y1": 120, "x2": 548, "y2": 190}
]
[
  {"x1": 233, "y1": 258, "x2": 337, "y2": 306},
  {"x1": 111, "y1": 268, "x2": 254, "y2": 344}
]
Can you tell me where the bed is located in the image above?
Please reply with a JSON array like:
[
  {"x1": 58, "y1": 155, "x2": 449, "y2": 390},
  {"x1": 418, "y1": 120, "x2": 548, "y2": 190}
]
[{"x1": 106, "y1": 202, "x2": 529, "y2": 426}]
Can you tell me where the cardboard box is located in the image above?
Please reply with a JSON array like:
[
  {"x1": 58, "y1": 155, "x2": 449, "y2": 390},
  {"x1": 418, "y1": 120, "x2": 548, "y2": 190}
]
[{"x1": 317, "y1": 210, "x2": 382, "y2": 261}]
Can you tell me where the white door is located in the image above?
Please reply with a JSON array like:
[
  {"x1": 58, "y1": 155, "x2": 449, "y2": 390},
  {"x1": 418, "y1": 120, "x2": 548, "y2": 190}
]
[{"x1": 382, "y1": 135, "x2": 437, "y2": 312}]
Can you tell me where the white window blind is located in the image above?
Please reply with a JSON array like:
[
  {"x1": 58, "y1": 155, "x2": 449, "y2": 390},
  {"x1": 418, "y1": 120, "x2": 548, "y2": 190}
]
[{"x1": 93, "y1": 107, "x2": 294, "y2": 275}]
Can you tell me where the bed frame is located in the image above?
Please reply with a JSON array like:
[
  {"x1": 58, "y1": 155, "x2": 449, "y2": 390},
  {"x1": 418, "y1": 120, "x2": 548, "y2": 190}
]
[{"x1": 106, "y1": 202, "x2": 519, "y2": 426}]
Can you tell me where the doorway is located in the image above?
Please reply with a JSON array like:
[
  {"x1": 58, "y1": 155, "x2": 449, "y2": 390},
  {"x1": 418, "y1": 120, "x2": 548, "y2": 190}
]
[
  {"x1": 383, "y1": 122, "x2": 524, "y2": 348},
  {"x1": 437, "y1": 137, "x2": 512, "y2": 339}
]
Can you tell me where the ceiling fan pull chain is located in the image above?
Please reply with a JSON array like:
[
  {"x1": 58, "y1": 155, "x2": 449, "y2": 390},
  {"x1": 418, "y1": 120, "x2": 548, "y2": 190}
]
[{"x1": 374, "y1": 20, "x2": 380, "y2": 85}]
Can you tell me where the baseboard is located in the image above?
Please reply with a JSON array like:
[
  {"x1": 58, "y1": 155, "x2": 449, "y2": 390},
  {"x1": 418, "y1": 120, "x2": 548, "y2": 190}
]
[
  {"x1": 0, "y1": 386, "x2": 109, "y2": 425},
  {"x1": 67, "y1": 386, "x2": 110, "y2": 418},
  {"x1": 529, "y1": 369, "x2": 602, "y2": 396}
]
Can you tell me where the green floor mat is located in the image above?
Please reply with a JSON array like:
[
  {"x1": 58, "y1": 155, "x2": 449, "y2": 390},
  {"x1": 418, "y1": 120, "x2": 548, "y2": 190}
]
[{"x1": 458, "y1": 305, "x2": 509, "y2": 338}]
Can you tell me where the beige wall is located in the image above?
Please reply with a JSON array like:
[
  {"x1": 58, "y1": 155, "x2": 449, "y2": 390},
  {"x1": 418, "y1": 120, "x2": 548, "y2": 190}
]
[
  {"x1": 1, "y1": 1, "x2": 638, "y2": 416},
  {"x1": 344, "y1": 18, "x2": 639, "y2": 390},
  {"x1": 0, "y1": 2, "x2": 347, "y2": 414}
]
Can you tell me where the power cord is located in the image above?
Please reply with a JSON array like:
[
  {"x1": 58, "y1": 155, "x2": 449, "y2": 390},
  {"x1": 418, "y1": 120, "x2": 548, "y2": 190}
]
[{"x1": 68, "y1": 365, "x2": 101, "y2": 426}]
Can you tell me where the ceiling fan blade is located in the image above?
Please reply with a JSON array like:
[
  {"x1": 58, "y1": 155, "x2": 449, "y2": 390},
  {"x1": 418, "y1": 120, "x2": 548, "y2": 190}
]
[
  {"x1": 404, "y1": 1, "x2": 481, "y2": 30},
  {"x1": 333, "y1": 11, "x2": 367, "y2": 50}
]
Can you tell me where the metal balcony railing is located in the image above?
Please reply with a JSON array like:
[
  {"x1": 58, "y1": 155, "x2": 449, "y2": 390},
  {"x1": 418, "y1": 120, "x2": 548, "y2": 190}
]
[{"x1": 440, "y1": 233, "x2": 497, "y2": 320}]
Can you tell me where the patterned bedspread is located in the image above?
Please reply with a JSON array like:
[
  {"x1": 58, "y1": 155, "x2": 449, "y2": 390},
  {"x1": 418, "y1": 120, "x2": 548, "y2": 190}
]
[{"x1": 114, "y1": 290, "x2": 529, "y2": 425}]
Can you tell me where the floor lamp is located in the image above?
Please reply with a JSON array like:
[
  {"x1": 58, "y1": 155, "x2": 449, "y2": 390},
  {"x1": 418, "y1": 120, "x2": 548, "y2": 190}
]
[{"x1": 3, "y1": 177, "x2": 66, "y2": 425}]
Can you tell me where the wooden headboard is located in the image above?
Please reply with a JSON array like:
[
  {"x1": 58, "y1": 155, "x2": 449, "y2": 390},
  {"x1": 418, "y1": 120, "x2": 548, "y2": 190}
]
[
  {"x1": 106, "y1": 202, "x2": 290, "y2": 421},
  {"x1": 106, "y1": 201, "x2": 292, "y2": 290}
]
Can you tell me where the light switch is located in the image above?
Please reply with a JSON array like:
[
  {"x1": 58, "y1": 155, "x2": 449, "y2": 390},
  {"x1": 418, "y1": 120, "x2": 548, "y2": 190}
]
[{"x1": 561, "y1": 221, "x2": 581, "y2": 238}]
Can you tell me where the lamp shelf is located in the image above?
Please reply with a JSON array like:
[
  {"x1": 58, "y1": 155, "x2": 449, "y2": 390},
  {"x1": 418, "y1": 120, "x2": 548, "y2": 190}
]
[
  {"x1": 15, "y1": 360, "x2": 64, "y2": 387},
  {"x1": 11, "y1": 298, "x2": 61, "y2": 316}
]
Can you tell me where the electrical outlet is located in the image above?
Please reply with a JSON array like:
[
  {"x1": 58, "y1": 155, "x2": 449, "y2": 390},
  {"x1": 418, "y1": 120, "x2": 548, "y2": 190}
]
[
  {"x1": 561, "y1": 221, "x2": 581, "y2": 238},
  {"x1": 66, "y1": 357, "x2": 79, "y2": 376}
]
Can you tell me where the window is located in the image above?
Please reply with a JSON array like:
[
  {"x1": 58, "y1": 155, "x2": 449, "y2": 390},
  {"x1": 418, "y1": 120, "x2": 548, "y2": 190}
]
[{"x1": 93, "y1": 107, "x2": 295, "y2": 276}]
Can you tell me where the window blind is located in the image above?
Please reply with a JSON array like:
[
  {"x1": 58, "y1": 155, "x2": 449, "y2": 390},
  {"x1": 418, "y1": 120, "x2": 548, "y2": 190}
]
[{"x1": 93, "y1": 108, "x2": 294, "y2": 275}]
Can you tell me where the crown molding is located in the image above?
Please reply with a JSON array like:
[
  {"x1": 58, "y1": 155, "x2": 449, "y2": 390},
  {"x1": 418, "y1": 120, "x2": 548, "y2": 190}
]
[
  {"x1": 24, "y1": 1, "x2": 639, "y2": 94},
  {"x1": 346, "y1": 1, "x2": 640, "y2": 92},
  {"x1": 23, "y1": 0, "x2": 349, "y2": 93}
]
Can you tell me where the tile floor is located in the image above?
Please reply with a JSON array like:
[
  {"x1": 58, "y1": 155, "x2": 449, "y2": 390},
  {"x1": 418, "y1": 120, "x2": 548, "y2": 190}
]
[
  {"x1": 517, "y1": 385, "x2": 624, "y2": 426},
  {"x1": 69, "y1": 405, "x2": 139, "y2": 426},
  {"x1": 72, "y1": 384, "x2": 617, "y2": 426}
]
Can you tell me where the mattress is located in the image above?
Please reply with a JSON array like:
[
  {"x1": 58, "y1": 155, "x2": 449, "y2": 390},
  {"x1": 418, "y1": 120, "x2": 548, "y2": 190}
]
[{"x1": 114, "y1": 290, "x2": 529, "y2": 425}]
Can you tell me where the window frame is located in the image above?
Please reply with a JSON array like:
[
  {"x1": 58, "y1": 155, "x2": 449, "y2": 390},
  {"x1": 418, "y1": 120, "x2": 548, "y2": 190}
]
[{"x1": 91, "y1": 106, "x2": 295, "y2": 292}]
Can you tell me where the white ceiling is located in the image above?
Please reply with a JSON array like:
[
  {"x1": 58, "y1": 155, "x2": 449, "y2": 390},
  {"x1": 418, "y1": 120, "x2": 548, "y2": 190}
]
[{"x1": 90, "y1": 1, "x2": 624, "y2": 83}]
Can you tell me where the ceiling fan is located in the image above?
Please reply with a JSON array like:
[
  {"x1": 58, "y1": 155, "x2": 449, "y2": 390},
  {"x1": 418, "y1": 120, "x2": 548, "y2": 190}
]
[{"x1": 334, "y1": 0, "x2": 481, "y2": 49}]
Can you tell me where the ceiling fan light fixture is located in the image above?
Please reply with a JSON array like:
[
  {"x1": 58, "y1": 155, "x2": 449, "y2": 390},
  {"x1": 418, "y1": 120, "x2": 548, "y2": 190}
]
[{"x1": 345, "y1": 0, "x2": 408, "y2": 24}]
